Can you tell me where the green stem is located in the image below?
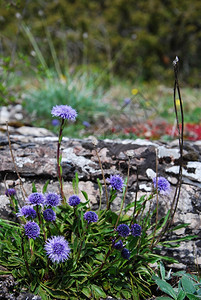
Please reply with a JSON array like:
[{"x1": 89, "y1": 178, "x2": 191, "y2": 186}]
[
  {"x1": 93, "y1": 248, "x2": 112, "y2": 278},
  {"x1": 57, "y1": 119, "x2": 66, "y2": 204},
  {"x1": 115, "y1": 160, "x2": 130, "y2": 228},
  {"x1": 36, "y1": 205, "x2": 46, "y2": 240},
  {"x1": 21, "y1": 235, "x2": 33, "y2": 281},
  {"x1": 76, "y1": 224, "x2": 88, "y2": 263}
]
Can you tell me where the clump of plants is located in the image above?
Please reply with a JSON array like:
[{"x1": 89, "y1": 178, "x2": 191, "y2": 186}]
[
  {"x1": 0, "y1": 58, "x2": 194, "y2": 299},
  {"x1": 153, "y1": 261, "x2": 201, "y2": 300}
]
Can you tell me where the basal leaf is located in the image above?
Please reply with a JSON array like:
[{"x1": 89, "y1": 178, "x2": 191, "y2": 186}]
[
  {"x1": 181, "y1": 276, "x2": 196, "y2": 294},
  {"x1": 91, "y1": 284, "x2": 107, "y2": 298},
  {"x1": 186, "y1": 293, "x2": 201, "y2": 300},
  {"x1": 81, "y1": 286, "x2": 92, "y2": 298},
  {"x1": 154, "y1": 278, "x2": 177, "y2": 299},
  {"x1": 42, "y1": 180, "x2": 50, "y2": 193}
]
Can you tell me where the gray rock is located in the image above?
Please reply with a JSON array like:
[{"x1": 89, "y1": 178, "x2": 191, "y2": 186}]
[{"x1": 0, "y1": 129, "x2": 201, "y2": 270}]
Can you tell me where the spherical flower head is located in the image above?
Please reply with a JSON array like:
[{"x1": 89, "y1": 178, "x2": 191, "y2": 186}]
[
  {"x1": 131, "y1": 223, "x2": 142, "y2": 237},
  {"x1": 51, "y1": 105, "x2": 77, "y2": 121},
  {"x1": 5, "y1": 188, "x2": 16, "y2": 197},
  {"x1": 83, "y1": 121, "x2": 90, "y2": 127},
  {"x1": 124, "y1": 97, "x2": 131, "y2": 105},
  {"x1": 44, "y1": 236, "x2": 71, "y2": 263},
  {"x1": 153, "y1": 177, "x2": 170, "y2": 194},
  {"x1": 108, "y1": 175, "x2": 124, "y2": 192},
  {"x1": 121, "y1": 248, "x2": 130, "y2": 260},
  {"x1": 27, "y1": 192, "x2": 45, "y2": 206},
  {"x1": 52, "y1": 119, "x2": 60, "y2": 126},
  {"x1": 24, "y1": 221, "x2": 40, "y2": 239},
  {"x1": 114, "y1": 240, "x2": 123, "y2": 250},
  {"x1": 84, "y1": 211, "x2": 98, "y2": 224},
  {"x1": 43, "y1": 209, "x2": 56, "y2": 222},
  {"x1": 16, "y1": 205, "x2": 36, "y2": 219},
  {"x1": 68, "y1": 195, "x2": 81, "y2": 207},
  {"x1": 116, "y1": 224, "x2": 130, "y2": 237},
  {"x1": 45, "y1": 193, "x2": 61, "y2": 207}
]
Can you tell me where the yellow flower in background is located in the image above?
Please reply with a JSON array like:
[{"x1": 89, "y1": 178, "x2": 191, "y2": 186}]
[
  {"x1": 176, "y1": 98, "x2": 183, "y2": 107},
  {"x1": 60, "y1": 74, "x2": 67, "y2": 84},
  {"x1": 131, "y1": 88, "x2": 139, "y2": 95}
]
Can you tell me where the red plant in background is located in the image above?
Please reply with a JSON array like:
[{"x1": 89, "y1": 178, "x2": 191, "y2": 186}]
[{"x1": 113, "y1": 121, "x2": 201, "y2": 141}]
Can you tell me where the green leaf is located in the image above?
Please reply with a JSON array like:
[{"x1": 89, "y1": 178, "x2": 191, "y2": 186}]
[
  {"x1": 121, "y1": 289, "x2": 132, "y2": 299},
  {"x1": 181, "y1": 276, "x2": 196, "y2": 294},
  {"x1": 72, "y1": 172, "x2": 79, "y2": 194},
  {"x1": 155, "y1": 278, "x2": 177, "y2": 299},
  {"x1": 42, "y1": 180, "x2": 50, "y2": 193},
  {"x1": 156, "y1": 297, "x2": 173, "y2": 300},
  {"x1": 81, "y1": 287, "x2": 92, "y2": 298},
  {"x1": 186, "y1": 293, "x2": 201, "y2": 300},
  {"x1": 169, "y1": 223, "x2": 190, "y2": 232},
  {"x1": 32, "y1": 182, "x2": 37, "y2": 193},
  {"x1": 160, "y1": 261, "x2": 166, "y2": 280},
  {"x1": 39, "y1": 283, "x2": 70, "y2": 299},
  {"x1": 91, "y1": 284, "x2": 107, "y2": 298},
  {"x1": 0, "y1": 270, "x2": 12, "y2": 275},
  {"x1": 81, "y1": 190, "x2": 88, "y2": 201},
  {"x1": 177, "y1": 289, "x2": 186, "y2": 300}
]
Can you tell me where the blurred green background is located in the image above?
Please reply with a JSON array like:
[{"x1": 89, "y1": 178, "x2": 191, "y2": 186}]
[{"x1": 0, "y1": 0, "x2": 201, "y2": 140}]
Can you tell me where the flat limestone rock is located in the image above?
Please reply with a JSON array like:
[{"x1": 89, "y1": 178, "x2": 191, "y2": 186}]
[{"x1": 0, "y1": 130, "x2": 201, "y2": 270}]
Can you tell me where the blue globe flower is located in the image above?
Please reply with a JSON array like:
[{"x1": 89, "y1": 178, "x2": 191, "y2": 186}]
[
  {"x1": 131, "y1": 224, "x2": 142, "y2": 237},
  {"x1": 68, "y1": 195, "x2": 81, "y2": 207},
  {"x1": 44, "y1": 236, "x2": 71, "y2": 263},
  {"x1": 116, "y1": 224, "x2": 130, "y2": 237},
  {"x1": 51, "y1": 105, "x2": 77, "y2": 121},
  {"x1": 43, "y1": 209, "x2": 56, "y2": 222},
  {"x1": 108, "y1": 175, "x2": 124, "y2": 192},
  {"x1": 84, "y1": 211, "x2": 98, "y2": 224},
  {"x1": 45, "y1": 193, "x2": 61, "y2": 207},
  {"x1": 27, "y1": 192, "x2": 45, "y2": 206},
  {"x1": 24, "y1": 221, "x2": 40, "y2": 239},
  {"x1": 5, "y1": 188, "x2": 16, "y2": 197},
  {"x1": 153, "y1": 177, "x2": 170, "y2": 194},
  {"x1": 17, "y1": 205, "x2": 36, "y2": 219},
  {"x1": 114, "y1": 240, "x2": 123, "y2": 250},
  {"x1": 121, "y1": 248, "x2": 130, "y2": 260}
]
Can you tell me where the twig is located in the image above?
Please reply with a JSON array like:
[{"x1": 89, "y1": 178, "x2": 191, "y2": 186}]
[
  {"x1": 94, "y1": 146, "x2": 109, "y2": 210},
  {"x1": 130, "y1": 167, "x2": 139, "y2": 225},
  {"x1": 6, "y1": 122, "x2": 27, "y2": 200},
  {"x1": 150, "y1": 148, "x2": 159, "y2": 249},
  {"x1": 153, "y1": 56, "x2": 184, "y2": 244},
  {"x1": 115, "y1": 159, "x2": 130, "y2": 228}
]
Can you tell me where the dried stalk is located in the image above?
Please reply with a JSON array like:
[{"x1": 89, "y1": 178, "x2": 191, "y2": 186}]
[{"x1": 6, "y1": 122, "x2": 27, "y2": 200}]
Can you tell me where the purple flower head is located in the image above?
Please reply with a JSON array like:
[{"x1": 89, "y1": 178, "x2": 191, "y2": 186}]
[
  {"x1": 114, "y1": 240, "x2": 123, "y2": 250},
  {"x1": 153, "y1": 177, "x2": 170, "y2": 194},
  {"x1": 116, "y1": 224, "x2": 130, "y2": 237},
  {"x1": 68, "y1": 195, "x2": 81, "y2": 207},
  {"x1": 5, "y1": 188, "x2": 16, "y2": 197},
  {"x1": 108, "y1": 175, "x2": 124, "y2": 192},
  {"x1": 24, "y1": 221, "x2": 40, "y2": 239},
  {"x1": 43, "y1": 209, "x2": 56, "y2": 222},
  {"x1": 27, "y1": 192, "x2": 45, "y2": 206},
  {"x1": 131, "y1": 223, "x2": 142, "y2": 237},
  {"x1": 45, "y1": 193, "x2": 61, "y2": 207},
  {"x1": 84, "y1": 211, "x2": 98, "y2": 224},
  {"x1": 121, "y1": 248, "x2": 130, "y2": 260},
  {"x1": 44, "y1": 236, "x2": 71, "y2": 263},
  {"x1": 52, "y1": 119, "x2": 60, "y2": 126},
  {"x1": 16, "y1": 205, "x2": 36, "y2": 219},
  {"x1": 83, "y1": 121, "x2": 90, "y2": 127},
  {"x1": 51, "y1": 105, "x2": 77, "y2": 121},
  {"x1": 124, "y1": 97, "x2": 131, "y2": 105}
]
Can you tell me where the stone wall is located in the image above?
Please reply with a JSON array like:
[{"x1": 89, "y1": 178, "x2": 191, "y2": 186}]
[{"x1": 0, "y1": 126, "x2": 201, "y2": 270}]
